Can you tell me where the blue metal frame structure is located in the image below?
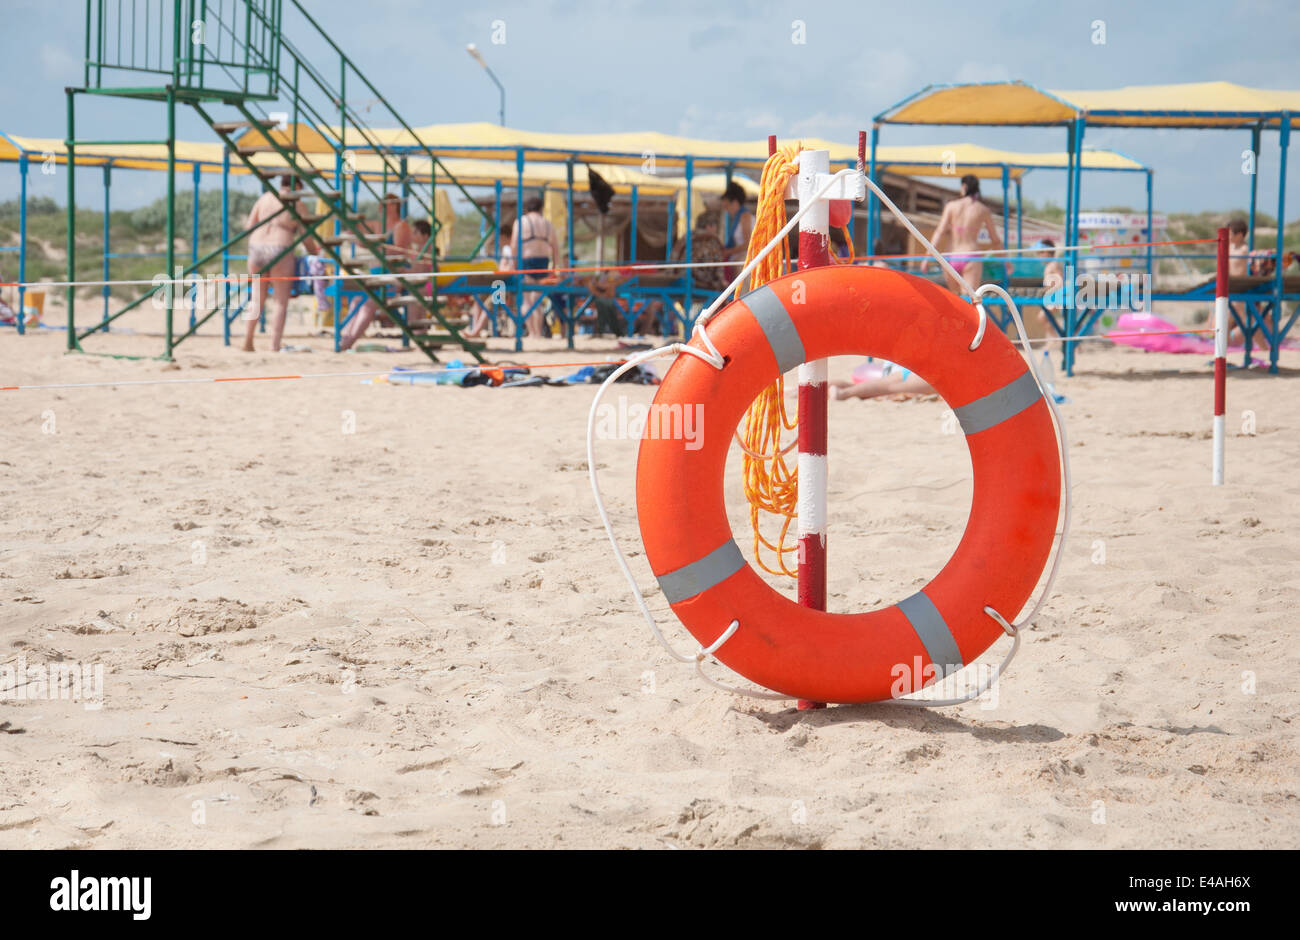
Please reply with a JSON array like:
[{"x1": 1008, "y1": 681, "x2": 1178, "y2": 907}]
[
  {"x1": 853, "y1": 145, "x2": 1154, "y2": 366},
  {"x1": 9, "y1": 110, "x2": 1174, "y2": 360},
  {"x1": 0, "y1": 133, "x2": 220, "y2": 337},
  {"x1": 872, "y1": 80, "x2": 1297, "y2": 375}
]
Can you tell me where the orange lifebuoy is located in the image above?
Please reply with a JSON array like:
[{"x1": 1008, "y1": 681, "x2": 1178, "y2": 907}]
[{"x1": 635, "y1": 265, "x2": 1061, "y2": 704}]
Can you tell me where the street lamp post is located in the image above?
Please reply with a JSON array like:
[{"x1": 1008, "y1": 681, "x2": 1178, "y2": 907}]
[{"x1": 466, "y1": 44, "x2": 505, "y2": 126}]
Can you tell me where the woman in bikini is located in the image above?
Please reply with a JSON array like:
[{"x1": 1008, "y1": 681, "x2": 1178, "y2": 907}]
[
  {"x1": 920, "y1": 174, "x2": 1002, "y2": 295},
  {"x1": 244, "y1": 175, "x2": 318, "y2": 352},
  {"x1": 512, "y1": 195, "x2": 562, "y2": 339}
]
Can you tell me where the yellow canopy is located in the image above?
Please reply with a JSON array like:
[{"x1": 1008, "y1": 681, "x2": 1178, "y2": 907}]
[
  {"x1": 1, "y1": 130, "x2": 1139, "y2": 192},
  {"x1": 0, "y1": 133, "x2": 232, "y2": 171},
  {"x1": 435, "y1": 158, "x2": 684, "y2": 195},
  {"x1": 878, "y1": 81, "x2": 1300, "y2": 129},
  {"x1": 0, "y1": 132, "x2": 399, "y2": 178},
  {"x1": 870, "y1": 143, "x2": 1145, "y2": 178},
  {"x1": 331, "y1": 122, "x2": 781, "y2": 169},
  {"x1": 0, "y1": 133, "x2": 706, "y2": 194}
]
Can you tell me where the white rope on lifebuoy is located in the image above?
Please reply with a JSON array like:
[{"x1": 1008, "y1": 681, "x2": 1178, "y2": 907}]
[
  {"x1": 588, "y1": 164, "x2": 1073, "y2": 709},
  {"x1": 884, "y1": 281, "x2": 1073, "y2": 708}
]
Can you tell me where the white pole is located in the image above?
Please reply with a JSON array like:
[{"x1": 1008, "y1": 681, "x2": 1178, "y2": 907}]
[
  {"x1": 1213, "y1": 227, "x2": 1227, "y2": 486},
  {"x1": 796, "y1": 149, "x2": 830, "y2": 711}
]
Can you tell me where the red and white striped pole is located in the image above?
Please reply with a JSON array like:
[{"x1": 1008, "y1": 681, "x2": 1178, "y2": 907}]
[
  {"x1": 1213, "y1": 226, "x2": 1228, "y2": 485},
  {"x1": 796, "y1": 148, "x2": 831, "y2": 711}
]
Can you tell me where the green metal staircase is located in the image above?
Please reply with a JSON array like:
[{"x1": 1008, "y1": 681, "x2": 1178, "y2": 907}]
[{"x1": 70, "y1": 0, "x2": 493, "y2": 363}]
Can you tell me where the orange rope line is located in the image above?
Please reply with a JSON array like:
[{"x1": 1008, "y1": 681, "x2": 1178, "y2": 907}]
[
  {"x1": 0, "y1": 359, "x2": 632, "y2": 392},
  {"x1": 737, "y1": 145, "x2": 804, "y2": 578}
]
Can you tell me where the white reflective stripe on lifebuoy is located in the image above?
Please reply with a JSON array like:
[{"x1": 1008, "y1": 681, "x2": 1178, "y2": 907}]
[
  {"x1": 740, "y1": 285, "x2": 805, "y2": 373},
  {"x1": 953, "y1": 369, "x2": 1042, "y2": 435},
  {"x1": 896, "y1": 591, "x2": 964, "y2": 677},
  {"x1": 656, "y1": 539, "x2": 746, "y2": 604}
]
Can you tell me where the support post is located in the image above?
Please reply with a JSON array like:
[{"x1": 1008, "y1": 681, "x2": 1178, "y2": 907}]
[
  {"x1": 165, "y1": 84, "x2": 177, "y2": 359},
  {"x1": 629, "y1": 185, "x2": 638, "y2": 263},
  {"x1": 1145, "y1": 170, "x2": 1154, "y2": 286},
  {"x1": 1063, "y1": 126, "x2": 1074, "y2": 258},
  {"x1": 867, "y1": 124, "x2": 879, "y2": 257},
  {"x1": 683, "y1": 156, "x2": 694, "y2": 327},
  {"x1": 222, "y1": 147, "x2": 231, "y2": 346},
  {"x1": 1065, "y1": 117, "x2": 1086, "y2": 377},
  {"x1": 191, "y1": 161, "x2": 201, "y2": 267},
  {"x1": 1061, "y1": 125, "x2": 1075, "y2": 376},
  {"x1": 65, "y1": 88, "x2": 76, "y2": 351},
  {"x1": 189, "y1": 161, "x2": 200, "y2": 329},
  {"x1": 1248, "y1": 125, "x2": 1261, "y2": 251},
  {"x1": 721, "y1": 162, "x2": 733, "y2": 241},
  {"x1": 665, "y1": 190, "x2": 674, "y2": 262},
  {"x1": 18, "y1": 153, "x2": 28, "y2": 335},
  {"x1": 493, "y1": 179, "x2": 502, "y2": 260},
  {"x1": 565, "y1": 160, "x2": 575, "y2": 269},
  {"x1": 102, "y1": 164, "x2": 112, "y2": 327},
  {"x1": 1213, "y1": 227, "x2": 1228, "y2": 485},
  {"x1": 515, "y1": 147, "x2": 524, "y2": 352},
  {"x1": 330, "y1": 147, "x2": 343, "y2": 352},
  {"x1": 796, "y1": 148, "x2": 831, "y2": 712},
  {"x1": 1270, "y1": 113, "x2": 1290, "y2": 375},
  {"x1": 1072, "y1": 118, "x2": 1087, "y2": 254},
  {"x1": 1015, "y1": 177, "x2": 1023, "y2": 251},
  {"x1": 1000, "y1": 164, "x2": 1010, "y2": 289}
]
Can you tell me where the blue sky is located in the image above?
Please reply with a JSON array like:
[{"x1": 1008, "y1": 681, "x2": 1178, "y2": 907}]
[{"x1": 3, "y1": 0, "x2": 1298, "y2": 216}]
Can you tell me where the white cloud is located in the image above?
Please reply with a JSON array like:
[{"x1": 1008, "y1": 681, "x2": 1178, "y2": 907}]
[
  {"x1": 787, "y1": 112, "x2": 861, "y2": 139},
  {"x1": 841, "y1": 48, "x2": 917, "y2": 104},
  {"x1": 744, "y1": 112, "x2": 783, "y2": 130},
  {"x1": 676, "y1": 104, "x2": 705, "y2": 137},
  {"x1": 39, "y1": 42, "x2": 80, "y2": 82},
  {"x1": 953, "y1": 61, "x2": 1012, "y2": 84}
]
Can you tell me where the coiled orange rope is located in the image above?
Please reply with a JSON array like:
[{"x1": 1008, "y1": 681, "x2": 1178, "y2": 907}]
[{"x1": 737, "y1": 145, "x2": 803, "y2": 577}]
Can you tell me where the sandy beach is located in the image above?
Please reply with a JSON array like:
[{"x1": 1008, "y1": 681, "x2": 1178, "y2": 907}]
[{"x1": 1, "y1": 298, "x2": 1297, "y2": 849}]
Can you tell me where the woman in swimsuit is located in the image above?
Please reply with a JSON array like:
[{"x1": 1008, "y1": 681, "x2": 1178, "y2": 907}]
[
  {"x1": 920, "y1": 174, "x2": 1002, "y2": 295},
  {"x1": 720, "y1": 181, "x2": 754, "y2": 284},
  {"x1": 511, "y1": 195, "x2": 562, "y2": 339},
  {"x1": 244, "y1": 175, "x2": 318, "y2": 352}
]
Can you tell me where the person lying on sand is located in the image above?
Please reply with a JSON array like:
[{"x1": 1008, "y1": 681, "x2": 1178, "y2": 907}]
[{"x1": 832, "y1": 361, "x2": 935, "y2": 400}]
